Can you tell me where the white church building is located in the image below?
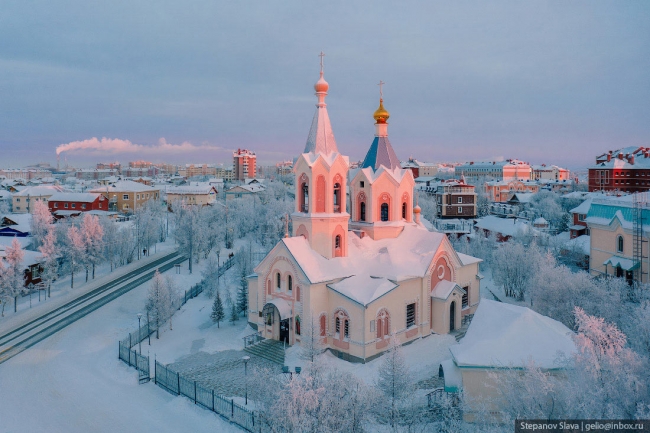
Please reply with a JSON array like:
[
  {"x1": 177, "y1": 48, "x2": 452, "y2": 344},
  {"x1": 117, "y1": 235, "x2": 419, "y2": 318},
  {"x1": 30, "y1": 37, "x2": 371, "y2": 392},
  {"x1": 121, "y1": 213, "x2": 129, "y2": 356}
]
[{"x1": 247, "y1": 63, "x2": 482, "y2": 362}]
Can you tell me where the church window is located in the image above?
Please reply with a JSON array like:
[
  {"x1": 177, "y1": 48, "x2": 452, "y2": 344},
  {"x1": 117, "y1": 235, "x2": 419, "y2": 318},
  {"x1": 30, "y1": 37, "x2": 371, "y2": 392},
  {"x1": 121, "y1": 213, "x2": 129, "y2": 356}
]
[
  {"x1": 402, "y1": 202, "x2": 406, "y2": 219},
  {"x1": 335, "y1": 235, "x2": 341, "y2": 249},
  {"x1": 295, "y1": 316, "x2": 301, "y2": 335},
  {"x1": 276, "y1": 272, "x2": 281, "y2": 290},
  {"x1": 335, "y1": 317, "x2": 340, "y2": 334},
  {"x1": 462, "y1": 287, "x2": 469, "y2": 308},
  {"x1": 376, "y1": 318, "x2": 382, "y2": 338},
  {"x1": 381, "y1": 203, "x2": 389, "y2": 221},
  {"x1": 617, "y1": 235, "x2": 624, "y2": 253},
  {"x1": 320, "y1": 315, "x2": 326, "y2": 337},
  {"x1": 360, "y1": 202, "x2": 366, "y2": 221},
  {"x1": 344, "y1": 320, "x2": 349, "y2": 338},
  {"x1": 301, "y1": 183, "x2": 309, "y2": 212},
  {"x1": 288, "y1": 275, "x2": 292, "y2": 292},
  {"x1": 333, "y1": 183, "x2": 341, "y2": 213},
  {"x1": 360, "y1": 181, "x2": 364, "y2": 188},
  {"x1": 406, "y1": 303, "x2": 416, "y2": 328}
]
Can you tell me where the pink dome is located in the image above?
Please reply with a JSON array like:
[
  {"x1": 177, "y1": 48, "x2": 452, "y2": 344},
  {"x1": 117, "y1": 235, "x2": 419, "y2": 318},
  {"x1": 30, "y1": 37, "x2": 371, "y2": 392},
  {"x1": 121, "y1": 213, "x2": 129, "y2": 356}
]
[{"x1": 314, "y1": 72, "x2": 329, "y2": 93}]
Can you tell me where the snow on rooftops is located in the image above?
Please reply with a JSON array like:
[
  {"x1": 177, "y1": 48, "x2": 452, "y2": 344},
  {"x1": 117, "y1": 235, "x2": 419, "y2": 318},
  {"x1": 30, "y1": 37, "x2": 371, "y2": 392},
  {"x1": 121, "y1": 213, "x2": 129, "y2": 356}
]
[
  {"x1": 166, "y1": 184, "x2": 216, "y2": 195},
  {"x1": 450, "y1": 300, "x2": 577, "y2": 369},
  {"x1": 474, "y1": 215, "x2": 538, "y2": 238},
  {"x1": 328, "y1": 275, "x2": 397, "y2": 306},
  {"x1": 13, "y1": 185, "x2": 63, "y2": 196},
  {"x1": 586, "y1": 200, "x2": 650, "y2": 230},
  {"x1": 570, "y1": 198, "x2": 593, "y2": 215},
  {"x1": 49, "y1": 192, "x2": 101, "y2": 203},
  {"x1": 90, "y1": 180, "x2": 157, "y2": 193},
  {"x1": 456, "y1": 252, "x2": 482, "y2": 266},
  {"x1": 563, "y1": 235, "x2": 590, "y2": 256},
  {"x1": 279, "y1": 224, "x2": 457, "y2": 284},
  {"x1": 431, "y1": 280, "x2": 463, "y2": 300}
]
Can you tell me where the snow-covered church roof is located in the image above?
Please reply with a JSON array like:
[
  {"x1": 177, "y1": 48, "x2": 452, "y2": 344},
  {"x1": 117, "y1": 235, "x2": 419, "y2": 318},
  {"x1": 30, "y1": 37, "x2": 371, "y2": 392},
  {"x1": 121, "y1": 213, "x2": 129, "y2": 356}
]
[{"x1": 450, "y1": 300, "x2": 577, "y2": 369}]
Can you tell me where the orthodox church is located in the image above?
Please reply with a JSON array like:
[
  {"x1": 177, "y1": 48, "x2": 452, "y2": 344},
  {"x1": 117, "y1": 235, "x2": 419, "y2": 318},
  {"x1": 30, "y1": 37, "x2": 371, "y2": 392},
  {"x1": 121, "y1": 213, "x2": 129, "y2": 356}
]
[{"x1": 247, "y1": 62, "x2": 482, "y2": 362}]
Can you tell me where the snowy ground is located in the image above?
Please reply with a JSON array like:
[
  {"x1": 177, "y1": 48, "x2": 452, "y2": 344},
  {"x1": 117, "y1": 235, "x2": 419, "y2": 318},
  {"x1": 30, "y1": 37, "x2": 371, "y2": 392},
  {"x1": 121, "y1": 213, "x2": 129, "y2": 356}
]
[{"x1": 0, "y1": 260, "x2": 240, "y2": 433}]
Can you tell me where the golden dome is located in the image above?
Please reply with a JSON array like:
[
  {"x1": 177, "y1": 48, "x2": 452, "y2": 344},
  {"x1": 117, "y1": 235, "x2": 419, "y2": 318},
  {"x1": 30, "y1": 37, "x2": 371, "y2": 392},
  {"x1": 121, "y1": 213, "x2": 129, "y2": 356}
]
[{"x1": 373, "y1": 98, "x2": 390, "y2": 123}]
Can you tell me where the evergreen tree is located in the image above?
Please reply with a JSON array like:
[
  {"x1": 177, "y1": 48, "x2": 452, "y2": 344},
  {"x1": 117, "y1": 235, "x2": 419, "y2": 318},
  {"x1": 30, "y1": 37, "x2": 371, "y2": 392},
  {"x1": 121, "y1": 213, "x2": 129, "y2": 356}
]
[
  {"x1": 376, "y1": 334, "x2": 413, "y2": 430},
  {"x1": 211, "y1": 291, "x2": 225, "y2": 328},
  {"x1": 229, "y1": 300, "x2": 238, "y2": 325}
]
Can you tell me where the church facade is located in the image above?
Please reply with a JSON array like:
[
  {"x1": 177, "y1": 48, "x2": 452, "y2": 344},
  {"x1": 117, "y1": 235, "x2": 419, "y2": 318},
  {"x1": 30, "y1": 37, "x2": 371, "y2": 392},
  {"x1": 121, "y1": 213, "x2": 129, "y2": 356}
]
[{"x1": 247, "y1": 64, "x2": 482, "y2": 362}]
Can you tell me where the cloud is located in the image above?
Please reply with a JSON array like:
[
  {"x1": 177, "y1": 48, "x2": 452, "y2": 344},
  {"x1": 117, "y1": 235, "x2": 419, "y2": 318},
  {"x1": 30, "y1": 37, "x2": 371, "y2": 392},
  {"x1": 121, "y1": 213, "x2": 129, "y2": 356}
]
[{"x1": 56, "y1": 137, "x2": 231, "y2": 156}]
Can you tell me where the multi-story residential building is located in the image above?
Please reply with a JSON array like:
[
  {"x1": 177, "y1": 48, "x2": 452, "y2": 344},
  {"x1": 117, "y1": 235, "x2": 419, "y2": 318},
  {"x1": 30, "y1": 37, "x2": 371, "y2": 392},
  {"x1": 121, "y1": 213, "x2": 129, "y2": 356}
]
[
  {"x1": 75, "y1": 169, "x2": 119, "y2": 180},
  {"x1": 12, "y1": 185, "x2": 64, "y2": 214},
  {"x1": 276, "y1": 160, "x2": 293, "y2": 176},
  {"x1": 177, "y1": 164, "x2": 217, "y2": 178},
  {"x1": 589, "y1": 146, "x2": 650, "y2": 193},
  {"x1": 401, "y1": 158, "x2": 439, "y2": 179},
  {"x1": 0, "y1": 168, "x2": 51, "y2": 180},
  {"x1": 215, "y1": 165, "x2": 235, "y2": 181},
  {"x1": 48, "y1": 192, "x2": 107, "y2": 218},
  {"x1": 532, "y1": 164, "x2": 570, "y2": 181},
  {"x1": 96, "y1": 162, "x2": 121, "y2": 171},
  {"x1": 484, "y1": 180, "x2": 540, "y2": 202},
  {"x1": 586, "y1": 195, "x2": 650, "y2": 284},
  {"x1": 455, "y1": 159, "x2": 532, "y2": 182},
  {"x1": 434, "y1": 179, "x2": 477, "y2": 219},
  {"x1": 233, "y1": 149, "x2": 257, "y2": 181},
  {"x1": 91, "y1": 180, "x2": 159, "y2": 214},
  {"x1": 123, "y1": 166, "x2": 160, "y2": 177}
]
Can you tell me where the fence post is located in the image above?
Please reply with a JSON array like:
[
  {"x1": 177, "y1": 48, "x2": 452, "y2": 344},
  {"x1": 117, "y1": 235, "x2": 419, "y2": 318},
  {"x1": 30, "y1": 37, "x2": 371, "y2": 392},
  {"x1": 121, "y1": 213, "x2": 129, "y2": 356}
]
[
  {"x1": 154, "y1": 360, "x2": 157, "y2": 385},
  {"x1": 184, "y1": 290, "x2": 187, "y2": 303},
  {"x1": 212, "y1": 389, "x2": 215, "y2": 411},
  {"x1": 177, "y1": 372, "x2": 180, "y2": 396},
  {"x1": 231, "y1": 398, "x2": 234, "y2": 418},
  {"x1": 194, "y1": 381, "x2": 197, "y2": 404},
  {"x1": 129, "y1": 333, "x2": 132, "y2": 349}
]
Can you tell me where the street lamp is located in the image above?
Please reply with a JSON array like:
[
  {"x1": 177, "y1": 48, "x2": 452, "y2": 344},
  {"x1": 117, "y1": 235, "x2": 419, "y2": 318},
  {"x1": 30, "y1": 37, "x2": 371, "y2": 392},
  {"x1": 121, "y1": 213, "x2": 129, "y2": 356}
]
[
  {"x1": 137, "y1": 313, "x2": 142, "y2": 355},
  {"x1": 242, "y1": 355, "x2": 250, "y2": 405}
]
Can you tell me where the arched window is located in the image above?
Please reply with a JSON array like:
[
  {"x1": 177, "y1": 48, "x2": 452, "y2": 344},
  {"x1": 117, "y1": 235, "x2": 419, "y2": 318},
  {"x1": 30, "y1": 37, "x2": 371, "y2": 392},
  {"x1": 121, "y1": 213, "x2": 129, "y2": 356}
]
[
  {"x1": 360, "y1": 202, "x2": 366, "y2": 221},
  {"x1": 333, "y1": 183, "x2": 341, "y2": 213},
  {"x1": 381, "y1": 203, "x2": 389, "y2": 221},
  {"x1": 267, "y1": 279, "x2": 271, "y2": 295},
  {"x1": 295, "y1": 316, "x2": 301, "y2": 335},
  {"x1": 276, "y1": 272, "x2": 281, "y2": 289},
  {"x1": 335, "y1": 235, "x2": 341, "y2": 249},
  {"x1": 344, "y1": 320, "x2": 349, "y2": 338},
  {"x1": 376, "y1": 318, "x2": 383, "y2": 339},
  {"x1": 617, "y1": 235, "x2": 624, "y2": 253},
  {"x1": 301, "y1": 183, "x2": 309, "y2": 213},
  {"x1": 320, "y1": 315, "x2": 326, "y2": 337},
  {"x1": 335, "y1": 317, "x2": 340, "y2": 334},
  {"x1": 288, "y1": 275, "x2": 292, "y2": 292},
  {"x1": 402, "y1": 202, "x2": 407, "y2": 219}
]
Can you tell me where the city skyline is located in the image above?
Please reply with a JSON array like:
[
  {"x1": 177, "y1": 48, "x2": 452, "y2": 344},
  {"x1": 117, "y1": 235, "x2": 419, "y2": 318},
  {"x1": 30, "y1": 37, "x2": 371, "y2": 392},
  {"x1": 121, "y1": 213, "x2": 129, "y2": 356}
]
[{"x1": 1, "y1": 1, "x2": 648, "y2": 169}]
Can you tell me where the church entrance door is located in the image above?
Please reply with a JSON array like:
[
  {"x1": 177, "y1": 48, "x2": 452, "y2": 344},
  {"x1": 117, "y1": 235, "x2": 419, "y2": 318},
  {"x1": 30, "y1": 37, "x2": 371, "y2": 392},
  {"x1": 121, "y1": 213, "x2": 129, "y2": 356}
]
[
  {"x1": 449, "y1": 302, "x2": 455, "y2": 332},
  {"x1": 280, "y1": 319, "x2": 290, "y2": 344}
]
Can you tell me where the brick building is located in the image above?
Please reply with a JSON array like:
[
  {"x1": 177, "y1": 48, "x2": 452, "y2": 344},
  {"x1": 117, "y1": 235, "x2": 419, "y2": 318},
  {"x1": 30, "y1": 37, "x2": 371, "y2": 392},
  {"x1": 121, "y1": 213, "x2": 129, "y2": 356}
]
[
  {"x1": 233, "y1": 149, "x2": 257, "y2": 181},
  {"x1": 589, "y1": 147, "x2": 650, "y2": 193},
  {"x1": 434, "y1": 179, "x2": 477, "y2": 219}
]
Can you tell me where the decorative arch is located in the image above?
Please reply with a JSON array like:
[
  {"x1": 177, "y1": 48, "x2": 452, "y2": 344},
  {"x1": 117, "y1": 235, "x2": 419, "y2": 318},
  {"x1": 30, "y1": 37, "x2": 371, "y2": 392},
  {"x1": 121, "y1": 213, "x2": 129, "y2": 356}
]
[
  {"x1": 296, "y1": 224, "x2": 309, "y2": 240},
  {"x1": 299, "y1": 173, "x2": 309, "y2": 213},
  {"x1": 378, "y1": 193, "x2": 391, "y2": 222},
  {"x1": 376, "y1": 308, "x2": 391, "y2": 339},
  {"x1": 429, "y1": 254, "x2": 455, "y2": 290},
  {"x1": 401, "y1": 192, "x2": 410, "y2": 222},
  {"x1": 333, "y1": 173, "x2": 344, "y2": 214},
  {"x1": 357, "y1": 191, "x2": 367, "y2": 222},
  {"x1": 332, "y1": 225, "x2": 347, "y2": 258},
  {"x1": 319, "y1": 312, "x2": 327, "y2": 337},
  {"x1": 316, "y1": 175, "x2": 326, "y2": 213},
  {"x1": 263, "y1": 256, "x2": 307, "y2": 291},
  {"x1": 333, "y1": 308, "x2": 350, "y2": 339}
]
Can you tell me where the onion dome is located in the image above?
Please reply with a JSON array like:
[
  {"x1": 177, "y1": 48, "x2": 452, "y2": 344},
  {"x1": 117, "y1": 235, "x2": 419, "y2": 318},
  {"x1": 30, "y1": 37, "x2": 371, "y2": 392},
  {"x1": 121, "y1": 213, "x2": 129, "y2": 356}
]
[
  {"x1": 373, "y1": 98, "x2": 390, "y2": 123},
  {"x1": 414, "y1": 204, "x2": 421, "y2": 214},
  {"x1": 314, "y1": 71, "x2": 329, "y2": 94}
]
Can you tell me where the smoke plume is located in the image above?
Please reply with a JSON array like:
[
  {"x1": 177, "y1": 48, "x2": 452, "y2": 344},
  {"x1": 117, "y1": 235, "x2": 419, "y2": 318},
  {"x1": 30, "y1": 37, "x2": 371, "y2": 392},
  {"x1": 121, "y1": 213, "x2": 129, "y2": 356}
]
[{"x1": 56, "y1": 137, "x2": 230, "y2": 156}]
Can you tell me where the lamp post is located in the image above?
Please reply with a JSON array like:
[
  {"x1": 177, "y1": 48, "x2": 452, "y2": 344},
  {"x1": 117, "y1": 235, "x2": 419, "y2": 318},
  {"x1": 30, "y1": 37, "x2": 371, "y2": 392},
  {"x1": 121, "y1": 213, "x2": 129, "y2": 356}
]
[
  {"x1": 137, "y1": 313, "x2": 142, "y2": 355},
  {"x1": 242, "y1": 355, "x2": 250, "y2": 405}
]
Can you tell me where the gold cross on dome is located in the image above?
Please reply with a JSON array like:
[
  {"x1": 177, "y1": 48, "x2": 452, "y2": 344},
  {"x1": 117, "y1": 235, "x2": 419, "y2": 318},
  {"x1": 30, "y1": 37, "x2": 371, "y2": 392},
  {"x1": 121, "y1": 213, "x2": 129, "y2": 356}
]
[
  {"x1": 319, "y1": 51, "x2": 325, "y2": 73},
  {"x1": 378, "y1": 80, "x2": 385, "y2": 98}
]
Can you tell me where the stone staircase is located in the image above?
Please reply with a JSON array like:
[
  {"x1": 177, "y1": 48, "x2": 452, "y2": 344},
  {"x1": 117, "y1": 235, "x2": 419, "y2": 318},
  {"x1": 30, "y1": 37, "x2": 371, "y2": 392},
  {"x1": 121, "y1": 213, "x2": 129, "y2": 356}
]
[
  {"x1": 243, "y1": 339, "x2": 286, "y2": 365},
  {"x1": 451, "y1": 314, "x2": 474, "y2": 342}
]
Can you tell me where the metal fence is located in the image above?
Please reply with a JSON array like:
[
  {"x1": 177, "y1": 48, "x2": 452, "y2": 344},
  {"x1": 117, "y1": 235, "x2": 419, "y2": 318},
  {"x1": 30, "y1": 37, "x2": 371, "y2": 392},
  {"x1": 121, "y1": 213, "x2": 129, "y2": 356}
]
[{"x1": 155, "y1": 361, "x2": 260, "y2": 432}]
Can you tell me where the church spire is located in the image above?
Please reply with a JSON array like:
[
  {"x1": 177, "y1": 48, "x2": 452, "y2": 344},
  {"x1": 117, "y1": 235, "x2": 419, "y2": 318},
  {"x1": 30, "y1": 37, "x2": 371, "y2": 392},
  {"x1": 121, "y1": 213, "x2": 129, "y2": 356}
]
[
  {"x1": 304, "y1": 51, "x2": 339, "y2": 156},
  {"x1": 361, "y1": 82, "x2": 401, "y2": 171}
]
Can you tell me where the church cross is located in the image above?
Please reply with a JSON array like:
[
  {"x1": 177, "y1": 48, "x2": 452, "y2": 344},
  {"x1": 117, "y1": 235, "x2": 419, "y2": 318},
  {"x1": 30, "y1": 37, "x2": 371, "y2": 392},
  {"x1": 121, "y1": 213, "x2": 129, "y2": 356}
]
[
  {"x1": 319, "y1": 51, "x2": 325, "y2": 73},
  {"x1": 378, "y1": 80, "x2": 385, "y2": 98}
]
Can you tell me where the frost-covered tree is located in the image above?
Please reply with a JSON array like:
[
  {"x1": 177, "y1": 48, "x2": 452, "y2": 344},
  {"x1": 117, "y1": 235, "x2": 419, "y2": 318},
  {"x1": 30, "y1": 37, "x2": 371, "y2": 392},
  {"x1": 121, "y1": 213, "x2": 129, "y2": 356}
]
[
  {"x1": 80, "y1": 213, "x2": 104, "y2": 280},
  {"x1": 1, "y1": 239, "x2": 26, "y2": 313},
  {"x1": 172, "y1": 202, "x2": 201, "y2": 273},
  {"x1": 165, "y1": 274, "x2": 179, "y2": 331},
  {"x1": 145, "y1": 270, "x2": 171, "y2": 338},
  {"x1": 376, "y1": 334, "x2": 413, "y2": 430},
  {"x1": 235, "y1": 246, "x2": 252, "y2": 315},
  {"x1": 210, "y1": 290, "x2": 225, "y2": 328},
  {"x1": 492, "y1": 241, "x2": 543, "y2": 300},
  {"x1": 63, "y1": 225, "x2": 86, "y2": 289},
  {"x1": 38, "y1": 227, "x2": 59, "y2": 298},
  {"x1": 229, "y1": 299, "x2": 238, "y2": 325},
  {"x1": 30, "y1": 200, "x2": 53, "y2": 250},
  {"x1": 300, "y1": 312, "x2": 324, "y2": 363}
]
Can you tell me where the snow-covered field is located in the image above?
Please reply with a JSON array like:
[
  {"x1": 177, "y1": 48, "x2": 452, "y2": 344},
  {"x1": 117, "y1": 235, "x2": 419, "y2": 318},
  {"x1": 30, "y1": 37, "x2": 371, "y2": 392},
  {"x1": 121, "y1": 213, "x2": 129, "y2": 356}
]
[{"x1": 0, "y1": 263, "x2": 240, "y2": 433}]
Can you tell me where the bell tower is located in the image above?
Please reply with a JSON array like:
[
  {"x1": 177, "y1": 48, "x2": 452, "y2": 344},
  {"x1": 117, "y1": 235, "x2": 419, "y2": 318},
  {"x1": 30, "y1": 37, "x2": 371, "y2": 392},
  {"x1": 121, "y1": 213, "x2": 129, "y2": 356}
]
[
  {"x1": 349, "y1": 83, "x2": 415, "y2": 240},
  {"x1": 292, "y1": 53, "x2": 350, "y2": 259}
]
